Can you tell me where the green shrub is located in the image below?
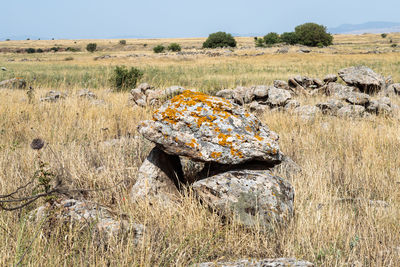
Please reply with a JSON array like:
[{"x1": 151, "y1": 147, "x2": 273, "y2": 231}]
[
  {"x1": 25, "y1": 48, "x2": 36, "y2": 53},
  {"x1": 294, "y1": 23, "x2": 333, "y2": 47},
  {"x1": 86, "y1": 43, "x2": 97, "y2": 52},
  {"x1": 255, "y1": 38, "x2": 265, "y2": 47},
  {"x1": 66, "y1": 47, "x2": 80, "y2": 52},
  {"x1": 119, "y1": 40, "x2": 127, "y2": 45},
  {"x1": 381, "y1": 33, "x2": 387, "y2": 38},
  {"x1": 50, "y1": 47, "x2": 60, "y2": 52},
  {"x1": 391, "y1": 43, "x2": 397, "y2": 48},
  {"x1": 36, "y1": 48, "x2": 44, "y2": 53},
  {"x1": 153, "y1": 45, "x2": 165, "y2": 53},
  {"x1": 202, "y1": 32, "x2": 237, "y2": 48},
  {"x1": 167, "y1": 43, "x2": 181, "y2": 52},
  {"x1": 280, "y1": 32, "x2": 299, "y2": 45},
  {"x1": 110, "y1": 65, "x2": 143, "y2": 91},
  {"x1": 64, "y1": 56, "x2": 74, "y2": 61},
  {"x1": 5, "y1": 39, "x2": 10, "y2": 41},
  {"x1": 263, "y1": 32, "x2": 280, "y2": 45}
]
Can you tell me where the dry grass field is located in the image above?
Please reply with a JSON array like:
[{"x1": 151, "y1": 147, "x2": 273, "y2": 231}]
[{"x1": 0, "y1": 34, "x2": 399, "y2": 266}]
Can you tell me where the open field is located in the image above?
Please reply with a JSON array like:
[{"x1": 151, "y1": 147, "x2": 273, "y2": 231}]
[{"x1": 0, "y1": 34, "x2": 400, "y2": 266}]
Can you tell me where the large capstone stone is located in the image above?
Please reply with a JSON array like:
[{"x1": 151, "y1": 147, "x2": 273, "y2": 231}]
[
  {"x1": 192, "y1": 169, "x2": 294, "y2": 227},
  {"x1": 138, "y1": 90, "x2": 282, "y2": 165},
  {"x1": 338, "y1": 66, "x2": 385, "y2": 94}
]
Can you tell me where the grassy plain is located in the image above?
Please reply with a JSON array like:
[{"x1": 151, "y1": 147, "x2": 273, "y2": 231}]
[{"x1": 0, "y1": 34, "x2": 399, "y2": 266}]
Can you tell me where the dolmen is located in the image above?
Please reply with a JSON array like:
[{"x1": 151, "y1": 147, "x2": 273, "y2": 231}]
[{"x1": 131, "y1": 90, "x2": 294, "y2": 228}]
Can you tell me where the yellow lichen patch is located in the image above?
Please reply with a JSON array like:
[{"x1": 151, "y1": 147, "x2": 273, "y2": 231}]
[
  {"x1": 254, "y1": 135, "x2": 264, "y2": 141},
  {"x1": 210, "y1": 152, "x2": 222, "y2": 159},
  {"x1": 185, "y1": 138, "x2": 198, "y2": 148}
]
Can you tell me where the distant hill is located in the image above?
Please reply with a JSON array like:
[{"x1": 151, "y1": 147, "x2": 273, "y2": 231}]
[{"x1": 329, "y1": 21, "x2": 400, "y2": 34}]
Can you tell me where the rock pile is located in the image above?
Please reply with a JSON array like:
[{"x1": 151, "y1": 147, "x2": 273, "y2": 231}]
[
  {"x1": 130, "y1": 83, "x2": 185, "y2": 107},
  {"x1": 196, "y1": 258, "x2": 314, "y2": 267},
  {"x1": 40, "y1": 90, "x2": 67, "y2": 102},
  {"x1": 131, "y1": 90, "x2": 294, "y2": 228}
]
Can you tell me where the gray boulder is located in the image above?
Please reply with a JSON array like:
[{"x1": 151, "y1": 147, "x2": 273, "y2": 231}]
[
  {"x1": 344, "y1": 92, "x2": 370, "y2": 105},
  {"x1": 266, "y1": 87, "x2": 291, "y2": 107},
  {"x1": 253, "y1": 85, "x2": 269, "y2": 100},
  {"x1": 366, "y1": 98, "x2": 392, "y2": 115},
  {"x1": 216, "y1": 89, "x2": 235, "y2": 99},
  {"x1": 284, "y1": 100, "x2": 300, "y2": 110},
  {"x1": 130, "y1": 146, "x2": 184, "y2": 203},
  {"x1": 78, "y1": 89, "x2": 96, "y2": 99},
  {"x1": 338, "y1": 66, "x2": 385, "y2": 94},
  {"x1": 196, "y1": 258, "x2": 314, "y2": 267},
  {"x1": 0, "y1": 78, "x2": 26, "y2": 89},
  {"x1": 294, "y1": 105, "x2": 320, "y2": 119},
  {"x1": 40, "y1": 91, "x2": 67, "y2": 102},
  {"x1": 138, "y1": 90, "x2": 282, "y2": 165},
  {"x1": 316, "y1": 99, "x2": 344, "y2": 115},
  {"x1": 31, "y1": 199, "x2": 143, "y2": 245},
  {"x1": 273, "y1": 80, "x2": 290, "y2": 90},
  {"x1": 337, "y1": 105, "x2": 366, "y2": 118},
  {"x1": 384, "y1": 83, "x2": 400, "y2": 96},
  {"x1": 325, "y1": 82, "x2": 356, "y2": 97},
  {"x1": 192, "y1": 170, "x2": 294, "y2": 227}
]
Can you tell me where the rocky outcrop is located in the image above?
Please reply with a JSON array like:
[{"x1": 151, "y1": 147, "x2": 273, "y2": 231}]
[
  {"x1": 338, "y1": 66, "x2": 385, "y2": 94},
  {"x1": 192, "y1": 170, "x2": 294, "y2": 227},
  {"x1": 138, "y1": 90, "x2": 282, "y2": 165},
  {"x1": 0, "y1": 78, "x2": 26, "y2": 89},
  {"x1": 196, "y1": 258, "x2": 314, "y2": 267},
  {"x1": 78, "y1": 89, "x2": 97, "y2": 99}
]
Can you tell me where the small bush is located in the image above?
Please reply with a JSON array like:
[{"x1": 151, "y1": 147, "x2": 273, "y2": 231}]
[
  {"x1": 255, "y1": 38, "x2": 265, "y2": 47},
  {"x1": 381, "y1": 33, "x2": 387, "y2": 38},
  {"x1": 50, "y1": 47, "x2": 60, "y2": 52},
  {"x1": 86, "y1": 43, "x2": 97, "y2": 52},
  {"x1": 295, "y1": 23, "x2": 333, "y2": 47},
  {"x1": 280, "y1": 32, "x2": 299, "y2": 45},
  {"x1": 36, "y1": 48, "x2": 44, "y2": 53},
  {"x1": 263, "y1": 32, "x2": 280, "y2": 45},
  {"x1": 119, "y1": 40, "x2": 127, "y2": 45},
  {"x1": 64, "y1": 57, "x2": 74, "y2": 61},
  {"x1": 143, "y1": 44, "x2": 148, "y2": 47},
  {"x1": 110, "y1": 65, "x2": 143, "y2": 91},
  {"x1": 153, "y1": 45, "x2": 165, "y2": 53},
  {"x1": 203, "y1": 32, "x2": 237, "y2": 48},
  {"x1": 25, "y1": 48, "x2": 36, "y2": 53},
  {"x1": 167, "y1": 43, "x2": 181, "y2": 52},
  {"x1": 391, "y1": 43, "x2": 397, "y2": 48},
  {"x1": 5, "y1": 39, "x2": 10, "y2": 41},
  {"x1": 66, "y1": 47, "x2": 80, "y2": 52}
]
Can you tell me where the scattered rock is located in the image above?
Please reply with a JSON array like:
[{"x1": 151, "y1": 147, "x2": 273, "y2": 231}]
[
  {"x1": 276, "y1": 46, "x2": 289, "y2": 54},
  {"x1": 192, "y1": 170, "x2": 294, "y2": 227},
  {"x1": 316, "y1": 99, "x2": 344, "y2": 115},
  {"x1": 266, "y1": 87, "x2": 291, "y2": 107},
  {"x1": 337, "y1": 105, "x2": 365, "y2": 118},
  {"x1": 216, "y1": 89, "x2": 235, "y2": 99},
  {"x1": 40, "y1": 90, "x2": 67, "y2": 102},
  {"x1": 284, "y1": 100, "x2": 300, "y2": 110},
  {"x1": 78, "y1": 89, "x2": 96, "y2": 99},
  {"x1": 196, "y1": 258, "x2": 314, "y2": 267},
  {"x1": 1, "y1": 67, "x2": 6, "y2": 71},
  {"x1": 130, "y1": 146, "x2": 184, "y2": 203},
  {"x1": 323, "y1": 74, "x2": 337, "y2": 83},
  {"x1": 31, "y1": 199, "x2": 143, "y2": 245},
  {"x1": 298, "y1": 48, "x2": 311, "y2": 53},
  {"x1": 338, "y1": 66, "x2": 385, "y2": 94},
  {"x1": 325, "y1": 82, "x2": 356, "y2": 97},
  {"x1": 0, "y1": 78, "x2": 26, "y2": 89},
  {"x1": 344, "y1": 92, "x2": 370, "y2": 105},
  {"x1": 273, "y1": 80, "x2": 290, "y2": 90},
  {"x1": 384, "y1": 83, "x2": 400, "y2": 96},
  {"x1": 138, "y1": 90, "x2": 282, "y2": 165},
  {"x1": 294, "y1": 105, "x2": 320, "y2": 119}
]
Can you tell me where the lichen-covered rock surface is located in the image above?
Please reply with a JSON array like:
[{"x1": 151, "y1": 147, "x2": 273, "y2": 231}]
[
  {"x1": 196, "y1": 258, "x2": 314, "y2": 267},
  {"x1": 192, "y1": 169, "x2": 294, "y2": 227},
  {"x1": 138, "y1": 90, "x2": 282, "y2": 165},
  {"x1": 338, "y1": 66, "x2": 385, "y2": 94}
]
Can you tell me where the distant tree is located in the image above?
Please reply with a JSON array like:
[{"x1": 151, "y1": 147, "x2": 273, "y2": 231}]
[
  {"x1": 25, "y1": 48, "x2": 36, "y2": 53},
  {"x1": 36, "y1": 48, "x2": 44, "y2": 53},
  {"x1": 294, "y1": 23, "x2": 333, "y2": 47},
  {"x1": 5, "y1": 39, "x2": 10, "y2": 41},
  {"x1": 119, "y1": 40, "x2": 127, "y2": 45},
  {"x1": 263, "y1": 32, "x2": 280, "y2": 45},
  {"x1": 153, "y1": 44, "x2": 165, "y2": 53},
  {"x1": 203, "y1": 32, "x2": 237, "y2": 48},
  {"x1": 280, "y1": 32, "x2": 299, "y2": 45},
  {"x1": 86, "y1": 43, "x2": 97, "y2": 52},
  {"x1": 26, "y1": 38, "x2": 30, "y2": 40},
  {"x1": 381, "y1": 33, "x2": 387, "y2": 38},
  {"x1": 167, "y1": 43, "x2": 181, "y2": 52}
]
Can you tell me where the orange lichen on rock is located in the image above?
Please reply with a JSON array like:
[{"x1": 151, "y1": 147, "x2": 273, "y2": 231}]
[{"x1": 210, "y1": 152, "x2": 222, "y2": 159}]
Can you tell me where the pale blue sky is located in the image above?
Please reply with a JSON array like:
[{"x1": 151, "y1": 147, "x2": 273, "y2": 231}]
[{"x1": 1, "y1": 0, "x2": 399, "y2": 39}]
